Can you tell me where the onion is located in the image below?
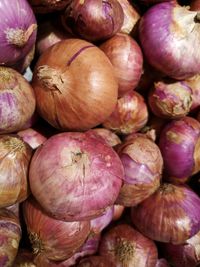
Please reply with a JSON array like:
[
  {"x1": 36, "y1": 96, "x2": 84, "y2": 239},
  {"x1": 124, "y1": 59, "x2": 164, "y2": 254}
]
[
  {"x1": 159, "y1": 116, "x2": 200, "y2": 183},
  {"x1": 29, "y1": 131, "x2": 124, "y2": 221},
  {"x1": 13, "y1": 249, "x2": 35, "y2": 267},
  {"x1": 91, "y1": 206, "x2": 114, "y2": 233},
  {"x1": 91, "y1": 128, "x2": 121, "y2": 147},
  {"x1": 99, "y1": 224, "x2": 158, "y2": 266},
  {"x1": 0, "y1": 0, "x2": 37, "y2": 67},
  {"x1": 0, "y1": 135, "x2": 32, "y2": 208},
  {"x1": 78, "y1": 256, "x2": 115, "y2": 267},
  {"x1": 6, "y1": 204, "x2": 20, "y2": 218},
  {"x1": 112, "y1": 204, "x2": 125, "y2": 221},
  {"x1": 156, "y1": 259, "x2": 170, "y2": 267},
  {"x1": 0, "y1": 67, "x2": 36, "y2": 134},
  {"x1": 100, "y1": 33, "x2": 143, "y2": 97},
  {"x1": 61, "y1": 0, "x2": 124, "y2": 42},
  {"x1": 28, "y1": 0, "x2": 71, "y2": 13},
  {"x1": 23, "y1": 197, "x2": 91, "y2": 261},
  {"x1": 148, "y1": 78, "x2": 193, "y2": 119},
  {"x1": 103, "y1": 91, "x2": 148, "y2": 135},
  {"x1": 0, "y1": 209, "x2": 21, "y2": 267},
  {"x1": 131, "y1": 183, "x2": 200, "y2": 244},
  {"x1": 116, "y1": 133, "x2": 163, "y2": 206},
  {"x1": 184, "y1": 74, "x2": 200, "y2": 112},
  {"x1": 32, "y1": 38, "x2": 118, "y2": 131},
  {"x1": 139, "y1": 2, "x2": 200, "y2": 80},
  {"x1": 160, "y1": 231, "x2": 200, "y2": 267}
]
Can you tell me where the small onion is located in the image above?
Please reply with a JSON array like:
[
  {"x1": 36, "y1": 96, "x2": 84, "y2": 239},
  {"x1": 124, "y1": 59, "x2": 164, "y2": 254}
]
[
  {"x1": 103, "y1": 91, "x2": 148, "y2": 135},
  {"x1": 28, "y1": 0, "x2": 71, "y2": 13},
  {"x1": 61, "y1": 0, "x2": 124, "y2": 42},
  {"x1": 23, "y1": 198, "x2": 91, "y2": 261},
  {"x1": 116, "y1": 133, "x2": 163, "y2": 206},
  {"x1": 0, "y1": 135, "x2": 32, "y2": 208},
  {"x1": 78, "y1": 256, "x2": 115, "y2": 267},
  {"x1": 160, "y1": 231, "x2": 200, "y2": 267},
  {"x1": 99, "y1": 224, "x2": 158, "y2": 267},
  {"x1": 155, "y1": 259, "x2": 170, "y2": 267},
  {"x1": 148, "y1": 79, "x2": 193, "y2": 119},
  {"x1": 0, "y1": 0, "x2": 37, "y2": 66},
  {"x1": 29, "y1": 131, "x2": 124, "y2": 221},
  {"x1": 91, "y1": 128, "x2": 121, "y2": 147},
  {"x1": 0, "y1": 67, "x2": 36, "y2": 134},
  {"x1": 131, "y1": 183, "x2": 200, "y2": 244},
  {"x1": 32, "y1": 39, "x2": 118, "y2": 131},
  {"x1": 13, "y1": 249, "x2": 35, "y2": 267},
  {"x1": 100, "y1": 33, "x2": 143, "y2": 97},
  {"x1": 185, "y1": 74, "x2": 200, "y2": 112},
  {"x1": 139, "y1": 2, "x2": 200, "y2": 80},
  {"x1": 159, "y1": 117, "x2": 200, "y2": 183}
]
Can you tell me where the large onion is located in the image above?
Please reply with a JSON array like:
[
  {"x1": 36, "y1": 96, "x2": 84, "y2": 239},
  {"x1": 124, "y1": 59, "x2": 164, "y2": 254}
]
[
  {"x1": 139, "y1": 2, "x2": 200, "y2": 79},
  {"x1": 131, "y1": 183, "x2": 200, "y2": 244},
  {"x1": 29, "y1": 131, "x2": 124, "y2": 221},
  {"x1": 28, "y1": 0, "x2": 71, "y2": 13},
  {"x1": 32, "y1": 39, "x2": 118, "y2": 131}
]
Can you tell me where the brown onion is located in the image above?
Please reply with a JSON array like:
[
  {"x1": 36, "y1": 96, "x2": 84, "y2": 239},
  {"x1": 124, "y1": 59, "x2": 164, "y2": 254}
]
[
  {"x1": 99, "y1": 224, "x2": 158, "y2": 266},
  {"x1": 100, "y1": 33, "x2": 143, "y2": 97},
  {"x1": 91, "y1": 128, "x2": 121, "y2": 147},
  {"x1": 103, "y1": 91, "x2": 148, "y2": 135},
  {"x1": 29, "y1": 131, "x2": 124, "y2": 222},
  {"x1": 13, "y1": 249, "x2": 35, "y2": 267},
  {"x1": 28, "y1": 0, "x2": 71, "y2": 13},
  {"x1": 0, "y1": 67, "x2": 36, "y2": 134},
  {"x1": 78, "y1": 256, "x2": 115, "y2": 267},
  {"x1": 131, "y1": 183, "x2": 200, "y2": 244},
  {"x1": 23, "y1": 198, "x2": 91, "y2": 261},
  {"x1": 0, "y1": 135, "x2": 32, "y2": 208},
  {"x1": 32, "y1": 39, "x2": 118, "y2": 131}
]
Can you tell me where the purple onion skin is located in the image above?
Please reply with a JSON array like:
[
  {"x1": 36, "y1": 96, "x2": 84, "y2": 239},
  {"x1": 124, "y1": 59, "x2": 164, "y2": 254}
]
[
  {"x1": 91, "y1": 206, "x2": 114, "y2": 233},
  {"x1": 139, "y1": 2, "x2": 200, "y2": 80},
  {"x1": 159, "y1": 117, "x2": 200, "y2": 183},
  {"x1": 131, "y1": 183, "x2": 200, "y2": 244},
  {"x1": 155, "y1": 258, "x2": 170, "y2": 267},
  {"x1": 0, "y1": 0, "x2": 37, "y2": 66},
  {"x1": 62, "y1": 0, "x2": 124, "y2": 42}
]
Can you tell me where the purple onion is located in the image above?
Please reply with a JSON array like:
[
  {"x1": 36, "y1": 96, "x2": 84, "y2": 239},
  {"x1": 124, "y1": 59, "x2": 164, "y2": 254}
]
[
  {"x1": 159, "y1": 117, "x2": 200, "y2": 183},
  {"x1": 139, "y1": 2, "x2": 200, "y2": 79},
  {"x1": 0, "y1": 0, "x2": 37, "y2": 66},
  {"x1": 155, "y1": 258, "x2": 170, "y2": 267},
  {"x1": 131, "y1": 183, "x2": 200, "y2": 244}
]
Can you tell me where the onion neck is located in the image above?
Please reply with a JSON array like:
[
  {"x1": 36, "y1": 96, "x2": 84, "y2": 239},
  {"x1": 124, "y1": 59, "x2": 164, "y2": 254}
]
[
  {"x1": 29, "y1": 232, "x2": 44, "y2": 255},
  {"x1": 159, "y1": 183, "x2": 175, "y2": 194},
  {"x1": 115, "y1": 238, "x2": 135, "y2": 265}
]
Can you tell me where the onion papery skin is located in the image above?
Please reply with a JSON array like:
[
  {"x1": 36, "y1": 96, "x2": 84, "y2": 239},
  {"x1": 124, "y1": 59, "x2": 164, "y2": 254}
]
[
  {"x1": 131, "y1": 183, "x2": 200, "y2": 244},
  {"x1": 0, "y1": 0, "x2": 37, "y2": 66},
  {"x1": 32, "y1": 39, "x2": 118, "y2": 131},
  {"x1": 91, "y1": 128, "x2": 121, "y2": 147},
  {"x1": 116, "y1": 133, "x2": 163, "y2": 206},
  {"x1": 160, "y1": 231, "x2": 200, "y2": 267},
  {"x1": 149, "y1": 79, "x2": 193, "y2": 119},
  {"x1": 0, "y1": 209, "x2": 21, "y2": 267},
  {"x1": 100, "y1": 33, "x2": 143, "y2": 97},
  {"x1": 23, "y1": 198, "x2": 91, "y2": 262},
  {"x1": 139, "y1": 2, "x2": 200, "y2": 80},
  {"x1": 61, "y1": 0, "x2": 124, "y2": 42},
  {"x1": 0, "y1": 135, "x2": 32, "y2": 208},
  {"x1": 90, "y1": 206, "x2": 114, "y2": 233},
  {"x1": 78, "y1": 256, "x2": 115, "y2": 267},
  {"x1": 155, "y1": 258, "x2": 170, "y2": 267},
  {"x1": 0, "y1": 67, "x2": 36, "y2": 134},
  {"x1": 13, "y1": 249, "x2": 36, "y2": 267},
  {"x1": 159, "y1": 117, "x2": 200, "y2": 183},
  {"x1": 103, "y1": 91, "x2": 148, "y2": 135},
  {"x1": 185, "y1": 74, "x2": 200, "y2": 112},
  {"x1": 112, "y1": 204, "x2": 125, "y2": 221},
  {"x1": 29, "y1": 131, "x2": 124, "y2": 222},
  {"x1": 99, "y1": 224, "x2": 158, "y2": 267},
  {"x1": 28, "y1": 0, "x2": 71, "y2": 13}
]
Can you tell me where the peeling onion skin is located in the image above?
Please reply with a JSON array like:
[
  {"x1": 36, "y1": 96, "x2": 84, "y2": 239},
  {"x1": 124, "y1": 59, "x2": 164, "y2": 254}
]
[
  {"x1": 155, "y1": 258, "x2": 170, "y2": 267},
  {"x1": 91, "y1": 128, "x2": 121, "y2": 147},
  {"x1": 32, "y1": 39, "x2": 118, "y2": 131},
  {"x1": 139, "y1": 2, "x2": 200, "y2": 80},
  {"x1": 23, "y1": 198, "x2": 91, "y2": 262},
  {"x1": 159, "y1": 117, "x2": 200, "y2": 183},
  {"x1": 131, "y1": 183, "x2": 200, "y2": 244},
  {"x1": 28, "y1": 0, "x2": 71, "y2": 13},
  {"x1": 29, "y1": 131, "x2": 124, "y2": 222},
  {"x1": 100, "y1": 33, "x2": 143, "y2": 97},
  {"x1": 78, "y1": 256, "x2": 115, "y2": 267},
  {"x1": 116, "y1": 133, "x2": 163, "y2": 206},
  {"x1": 103, "y1": 91, "x2": 148, "y2": 135},
  {"x1": 99, "y1": 224, "x2": 158, "y2": 267}
]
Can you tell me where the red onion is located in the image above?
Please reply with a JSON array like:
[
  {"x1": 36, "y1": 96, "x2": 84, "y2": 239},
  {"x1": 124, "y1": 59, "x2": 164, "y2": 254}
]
[
  {"x1": 116, "y1": 133, "x2": 163, "y2": 206},
  {"x1": 78, "y1": 256, "x2": 115, "y2": 267},
  {"x1": 99, "y1": 224, "x2": 158, "y2": 266},
  {"x1": 159, "y1": 117, "x2": 200, "y2": 183},
  {"x1": 29, "y1": 131, "x2": 124, "y2": 221},
  {"x1": 23, "y1": 198, "x2": 91, "y2": 261},
  {"x1": 32, "y1": 39, "x2": 118, "y2": 131},
  {"x1": 160, "y1": 231, "x2": 200, "y2": 267},
  {"x1": 91, "y1": 128, "x2": 121, "y2": 147},
  {"x1": 139, "y1": 2, "x2": 200, "y2": 80},
  {"x1": 148, "y1": 79, "x2": 193, "y2": 119},
  {"x1": 185, "y1": 74, "x2": 200, "y2": 112},
  {"x1": 131, "y1": 183, "x2": 200, "y2": 244},
  {"x1": 103, "y1": 91, "x2": 148, "y2": 135},
  {"x1": 61, "y1": 0, "x2": 124, "y2": 42},
  {"x1": 100, "y1": 33, "x2": 143, "y2": 97},
  {"x1": 155, "y1": 259, "x2": 170, "y2": 267},
  {"x1": 112, "y1": 204, "x2": 125, "y2": 221},
  {"x1": 0, "y1": 0, "x2": 37, "y2": 67},
  {"x1": 0, "y1": 67, "x2": 36, "y2": 134},
  {"x1": 28, "y1": 0, "x2": 71, "y2": 13},
  {"x1": 0, "y1": 135, "x2": 32, "y2": 208},
  {"x1": 13, "y1": 249, "x2": 35, "y2": 267}
]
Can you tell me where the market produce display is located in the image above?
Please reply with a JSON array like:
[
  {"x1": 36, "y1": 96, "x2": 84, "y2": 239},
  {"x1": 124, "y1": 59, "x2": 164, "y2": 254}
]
[{"x1": 0, "y1": 0, "x2": 200, "y2": 266}]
